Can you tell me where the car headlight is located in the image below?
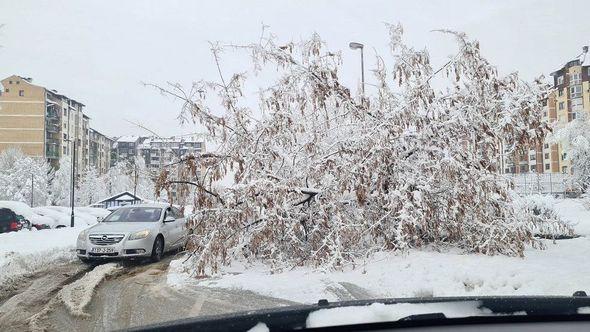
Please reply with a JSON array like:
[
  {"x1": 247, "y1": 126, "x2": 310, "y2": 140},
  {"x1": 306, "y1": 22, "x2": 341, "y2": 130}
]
[
  {"x1": 77, "y1": 229, "x2": 88, "y2": 241},
  {"x1": 129, "y1": 229, "x2": 151, "y2": 240}
]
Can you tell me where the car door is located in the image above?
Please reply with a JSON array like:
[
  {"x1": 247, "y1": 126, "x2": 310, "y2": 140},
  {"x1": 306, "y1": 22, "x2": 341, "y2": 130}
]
[
  {"x1": 161, "y1": 207, "x2": 176, "y2": 251},
  {"x1": 163, "y1": 207, "x2": 183, "y2": 250},
  {"x1": 172, "y1": 207, "x2": 188, "y2": 247}
]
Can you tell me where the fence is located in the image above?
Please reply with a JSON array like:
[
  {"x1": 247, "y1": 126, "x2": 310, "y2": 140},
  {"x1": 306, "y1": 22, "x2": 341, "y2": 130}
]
[{"x1": 504, "y1": 173, "x2": 573, "y2": 196}]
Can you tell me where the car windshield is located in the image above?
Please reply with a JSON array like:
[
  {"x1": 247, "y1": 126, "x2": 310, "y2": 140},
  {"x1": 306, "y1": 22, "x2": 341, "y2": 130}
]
[
  {"x1": 103, "y1": 207, "x2": 162, "y2": 223},
  {"x1": 2, "y1": 0, "x2": 590, "y2": 330}
]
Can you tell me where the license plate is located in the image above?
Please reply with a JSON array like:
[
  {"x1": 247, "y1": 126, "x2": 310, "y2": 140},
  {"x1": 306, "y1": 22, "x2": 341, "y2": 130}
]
[{"x1": 91, "y1": 247, "x2": 116, "y2": 254}]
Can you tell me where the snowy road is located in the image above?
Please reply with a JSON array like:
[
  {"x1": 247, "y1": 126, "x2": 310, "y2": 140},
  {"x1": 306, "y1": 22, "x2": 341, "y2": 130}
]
[{"x1": 0, "y1": 256, "x2": 296, "y2": 331}]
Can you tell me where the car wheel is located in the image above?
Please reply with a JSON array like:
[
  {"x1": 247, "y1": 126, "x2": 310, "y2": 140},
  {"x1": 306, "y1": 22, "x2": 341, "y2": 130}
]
[{"x1": 151, "y1": 236, "x2": 164, "y2": 262}]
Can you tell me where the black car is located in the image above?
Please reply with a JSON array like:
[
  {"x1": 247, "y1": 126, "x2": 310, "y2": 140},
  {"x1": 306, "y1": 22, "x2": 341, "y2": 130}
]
[{"x1": 0, "y1": 208, "x2": 21, "y2": 233}]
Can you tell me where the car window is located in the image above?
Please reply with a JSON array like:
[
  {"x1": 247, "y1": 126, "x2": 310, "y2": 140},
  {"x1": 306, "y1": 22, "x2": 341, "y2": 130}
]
[
  {"x1": 165, "y1": 208, "x2": 176, "y2": 220},
  {"x1": 172, "y1": 207, "x2": 183, "y2": 218},
  {"x1": 103, "y1": 207, "x2": 162, "y2": 222}
]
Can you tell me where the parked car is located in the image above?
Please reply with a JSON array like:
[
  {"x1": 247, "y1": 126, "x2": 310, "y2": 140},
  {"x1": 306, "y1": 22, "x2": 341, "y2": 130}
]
[
  {"x1": 0, "y1": 208, "x2": 21, "y2": 233},
  {"x1": 76, "y1": 204, "x2": 189, "y2": 263}
]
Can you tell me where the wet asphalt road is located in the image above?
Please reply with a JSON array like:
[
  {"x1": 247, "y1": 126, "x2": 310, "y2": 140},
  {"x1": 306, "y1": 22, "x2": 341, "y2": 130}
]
[{"x1": 0, "y1": 254, "x2": 296, "y2": 331}]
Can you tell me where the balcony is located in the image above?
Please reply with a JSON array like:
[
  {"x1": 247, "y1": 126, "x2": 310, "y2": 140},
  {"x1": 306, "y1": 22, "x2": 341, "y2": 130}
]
[
  {"x1": 46, "y1": 143, "x2": 60, "y2": 159},
  {"x1": 46, "y1": 122, "x2": 60, "y2": 133}
]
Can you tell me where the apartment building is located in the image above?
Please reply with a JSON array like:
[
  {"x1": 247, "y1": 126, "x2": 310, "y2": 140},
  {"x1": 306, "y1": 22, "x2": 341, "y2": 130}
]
[
  {"x1": 111, "y1": 135, "x2": 142, "y2": 166},
  {"x1": 88, "y1": 128, "x2": 114, "y2": 174},
  {"x1": 0, "y1": 75, "x2": 111, "y2": 176},
  {"x1": 502, "y1": 46, "x2": 590, "y2": 175},
  {"x1": 112, "y1": 135, "x2": 205, "y2": 169},
  {"x1": 137, "y1": 136, "x2": 205, "y2": 170}
]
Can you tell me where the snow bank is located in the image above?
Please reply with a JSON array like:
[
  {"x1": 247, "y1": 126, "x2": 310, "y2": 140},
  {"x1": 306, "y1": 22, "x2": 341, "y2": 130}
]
[
  {"x1": 58, "y1": 263, "x2": 120, "y2": 317},
  {"x1": 306, "y1": 301, "x2": 488, "y2": 328},
  {"x1": 0, "y1": 227, "x2": 84, "y2": 284},
  {"x1": 168, "y1": 197, "x2": 590, "y2": 303}
]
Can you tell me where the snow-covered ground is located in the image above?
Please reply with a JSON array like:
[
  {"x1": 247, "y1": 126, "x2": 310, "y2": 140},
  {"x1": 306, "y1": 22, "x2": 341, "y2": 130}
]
[
  {"x1": 168, "y1": 197, "x2": 590, "y2": 303},
  {"x1": 0, "y1": 202, "x2": 109, "y2": 284},
  {"x1": 0, "y1": 227, "x2": 85, "y2": 284}
]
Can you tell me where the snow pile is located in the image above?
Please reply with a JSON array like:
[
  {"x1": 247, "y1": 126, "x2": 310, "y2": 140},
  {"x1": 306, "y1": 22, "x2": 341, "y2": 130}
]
[
  {"x1": 169, "y1": 198, "x2": 590, "y2": 303},
  {"x1": 306, "y1": 301, "x2": 488, "y2": 328},
  {"x1": 58, "y1": 263, "x2": 120, "y2": 317},
  {"x1": 0, "y1": 227, "x2": 83, "y2": 285}
]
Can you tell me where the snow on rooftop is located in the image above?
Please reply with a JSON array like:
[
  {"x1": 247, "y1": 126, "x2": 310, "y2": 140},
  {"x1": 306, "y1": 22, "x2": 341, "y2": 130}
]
[{"x1": 116, "y1": 135, "x2": 141, "y2": 143}]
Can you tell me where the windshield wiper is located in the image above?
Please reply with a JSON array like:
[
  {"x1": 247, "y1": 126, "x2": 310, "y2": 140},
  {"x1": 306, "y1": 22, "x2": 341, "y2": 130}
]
[{"x1": 398, "y1": 312, "x2": 446, "y2": 321}]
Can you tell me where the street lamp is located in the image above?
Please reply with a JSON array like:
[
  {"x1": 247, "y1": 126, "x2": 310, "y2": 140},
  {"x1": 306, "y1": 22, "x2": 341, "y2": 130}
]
[
  {"x1": 349, "y1": 41, "x2": 365, "y2": 96},
  {"x1": 64, "y1": 138, "x2": 77, "y2": 227}
]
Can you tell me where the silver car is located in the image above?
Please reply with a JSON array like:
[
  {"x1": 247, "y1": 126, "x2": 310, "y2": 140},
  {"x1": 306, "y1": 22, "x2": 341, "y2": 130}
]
[{"x1": 76, "y1": 203, "x2": 188, "y2": 263}]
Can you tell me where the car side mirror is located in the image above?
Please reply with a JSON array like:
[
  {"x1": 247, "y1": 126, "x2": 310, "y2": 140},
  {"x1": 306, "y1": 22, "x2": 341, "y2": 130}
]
[
  {"x1": 97, "y1": 216, "x2": 104, "y2": 222},
  {"x1": 164, "y1": 216, "x2": 175, "y2": 223}
]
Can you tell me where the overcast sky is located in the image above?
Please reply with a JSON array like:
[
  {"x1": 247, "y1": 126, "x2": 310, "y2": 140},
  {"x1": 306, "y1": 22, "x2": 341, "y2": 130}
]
[{"x1": 1, "y1": 0, "x2": 589, "y2": 138}]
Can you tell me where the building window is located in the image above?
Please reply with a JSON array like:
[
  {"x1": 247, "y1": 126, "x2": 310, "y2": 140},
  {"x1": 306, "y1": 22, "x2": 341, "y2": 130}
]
[
  {"x1": 63, "y1": 146, "x2": 67, "y2": 154},
  {"x1": 562, "y1": 153, "x2": 567, "y2": 160},
  {"x1": 18, "y1": 90, "x2": 24, "y2": 97},
  {"x1": 572, "y1": 112, "x2": 578, "y2": 120},
  {"x1": 520, "y1": 165, "x2": 527, "y2": 173},
  {"x1": 504, "y1": 168, "x2": 510, "y2": 173},
  {"x1": 16, "y1": 81, "x2": 19, "y2": 84},
  {"x1": 544, "y1": 153, "x2": 549, "y2": 159},
  {"x1": 571, "y1": 73, "x2": 581, "y2": 85},
  {"x1": 8, "y1": 80, "x2": 12, "y2": 84},
  {"x1": 558, "y1": 89, "x2": 563, "y2": 97},
  {"x1": 557, "y1": 75, "x2": 564, "y2": 85},
  {"x1": 562, "y1": 166, "x2": 568, "y2": 174},
  {"x1": 559, "y1": 102, "x2": 565, "y2": 110},
  {"x1": 544, "y1": 143, "x2": 549, "y2": 149},
  {"x1": 4, "y1": 88, "x2": 8, "y2": 93},
  {"x1": 545, "y1": 164, "x2": 550, "y2": 170},
  {"x1": 570, "y1": 85, "x2": 582, "y2": 98},
  {"x1": 530, "y1": 154, "x2": 536, "y2": 161}
]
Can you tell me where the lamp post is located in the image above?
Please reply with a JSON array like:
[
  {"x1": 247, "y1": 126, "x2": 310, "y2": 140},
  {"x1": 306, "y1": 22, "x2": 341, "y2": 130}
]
[
  {"x1": 349, "y1": 41, "x2": 365, "y2": 97},
  {"x1": 65, "y1": 138, "x2": 77, "y2": 227}
]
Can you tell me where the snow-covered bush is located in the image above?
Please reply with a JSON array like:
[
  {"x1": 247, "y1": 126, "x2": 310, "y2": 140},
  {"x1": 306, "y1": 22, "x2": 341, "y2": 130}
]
[
  {"x1": 156, "y1": 26, "x2": 556, "y2": 274},
  {"x1": 514, "y1": 195, "x2": 575, "y2": 240}
]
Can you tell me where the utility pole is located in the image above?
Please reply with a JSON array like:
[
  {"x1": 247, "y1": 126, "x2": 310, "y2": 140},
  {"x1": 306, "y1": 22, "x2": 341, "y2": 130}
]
[
  {"x1": 70, "y1": 139, "x2": 76, "y2": 227},
  {"x1": 133, "y1": 164, "x2": 138, "y2": 197}
]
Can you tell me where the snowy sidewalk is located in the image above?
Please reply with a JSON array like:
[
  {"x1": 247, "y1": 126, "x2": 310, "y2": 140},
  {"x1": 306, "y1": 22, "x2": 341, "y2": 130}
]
[{"x1": 168, "y1": 197, "x2": 590, "y2": 303}]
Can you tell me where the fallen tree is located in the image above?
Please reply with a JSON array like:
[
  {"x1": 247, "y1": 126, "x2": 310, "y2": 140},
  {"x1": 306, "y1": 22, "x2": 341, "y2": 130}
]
[{"x1": 155, "y1": 25, "x2": 569, "y2": 275}]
